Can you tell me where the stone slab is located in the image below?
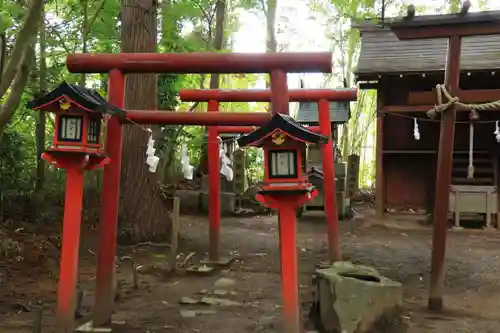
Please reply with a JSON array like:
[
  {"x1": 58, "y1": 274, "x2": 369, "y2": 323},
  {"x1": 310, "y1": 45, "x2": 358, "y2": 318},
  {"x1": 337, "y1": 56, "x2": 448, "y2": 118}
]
[
  {"x1": 175, "y1": 190, "x2": 201, "y2": 214},
  {"x1": 200, "y1": 192, "x2": 236, "y2": 216},
  {"x1": 314, "y1": 261, "x2": 404, "y2": 333}
]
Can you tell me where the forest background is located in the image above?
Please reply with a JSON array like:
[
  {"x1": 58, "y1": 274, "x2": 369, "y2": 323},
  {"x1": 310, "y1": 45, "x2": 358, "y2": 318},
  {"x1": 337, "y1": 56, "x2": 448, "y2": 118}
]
[{"x1": 0, "y1": 0, "x2": 497, "y2": 241}]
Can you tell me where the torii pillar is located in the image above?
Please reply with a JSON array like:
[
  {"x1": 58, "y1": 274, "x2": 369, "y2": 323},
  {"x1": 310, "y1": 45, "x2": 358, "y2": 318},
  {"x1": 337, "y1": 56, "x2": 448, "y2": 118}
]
[{"x1": 388, "y1": 7, "x2": 500, "y2": 310}]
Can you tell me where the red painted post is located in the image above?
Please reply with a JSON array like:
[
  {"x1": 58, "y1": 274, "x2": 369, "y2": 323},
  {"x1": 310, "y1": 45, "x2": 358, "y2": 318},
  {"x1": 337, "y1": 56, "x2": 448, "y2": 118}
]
[
  {"x1": 56, "y1": 164, "x2": 85, "y2": 332},
  {"x1": 278, "y1": 204, "x2": 300, "y2": 333},
  {"x1": 93, "y1": 69, "x2": 125, "y2": 326},
  {"x1": 270, "y1": 69, "x2": 289, "y2": 115},
  {"x1": 207, "y1": 100, "x2": 221, "y2": 263},
  {"x1": 318, "y1": 99, "x2": 341, "y2": 262}
]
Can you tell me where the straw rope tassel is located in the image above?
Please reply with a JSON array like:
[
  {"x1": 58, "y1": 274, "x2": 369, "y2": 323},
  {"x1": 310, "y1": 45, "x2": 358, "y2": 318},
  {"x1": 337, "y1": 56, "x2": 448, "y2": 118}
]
[{"x1": 467, "y1": 122, "x2": 474, "y2": 179}]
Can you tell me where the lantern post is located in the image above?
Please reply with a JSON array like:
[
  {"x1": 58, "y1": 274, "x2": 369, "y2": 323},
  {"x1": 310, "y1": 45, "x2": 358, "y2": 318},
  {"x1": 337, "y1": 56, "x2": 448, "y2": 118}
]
[
  {"x1": 26, "y1": 82, "x2": 124, "y2": 332},
  {"x1": 237, "y1": 113, "x2": 328, "y2": 333}
]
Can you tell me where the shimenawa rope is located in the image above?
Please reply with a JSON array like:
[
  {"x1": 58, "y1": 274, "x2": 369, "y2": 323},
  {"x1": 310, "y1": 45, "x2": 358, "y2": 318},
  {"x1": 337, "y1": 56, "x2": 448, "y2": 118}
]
[{"x1": 427, "y1": 84, "x2": 500, "y2": 179}]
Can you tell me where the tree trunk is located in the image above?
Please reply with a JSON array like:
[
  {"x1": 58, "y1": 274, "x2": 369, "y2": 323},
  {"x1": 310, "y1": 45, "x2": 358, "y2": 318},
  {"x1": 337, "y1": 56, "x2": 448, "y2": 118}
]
[
  {"x1": 80, "y1": 0, "x2": 88, "y2": 87},
  {"x1": 265, "y1": 0, "x2": 277, "y2": 54},
  {"x1": 264, "y1": 0, "x2": 277, "y2": 88},
  {"x1": 0, "y1": 0, "x2": 43, "y2": 132},
  {"x1": 35, "y1": 7, "x2": 47, "y2": 192},
  {"x1": 120, "y1": 0, "x2": 170, "y2": 242},
  {"x1": 198, "y1": 1, "x2": 226, "y2": 175},
  {"x1": 209, "y1": 0, "x2": 226, "y2": 89}
]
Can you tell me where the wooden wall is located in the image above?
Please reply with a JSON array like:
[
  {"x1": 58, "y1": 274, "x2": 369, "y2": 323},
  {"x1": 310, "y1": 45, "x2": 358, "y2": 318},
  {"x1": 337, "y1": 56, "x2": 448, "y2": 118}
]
[{"x1": 377, "y1": 72, "x2": 500, "y2": 211}]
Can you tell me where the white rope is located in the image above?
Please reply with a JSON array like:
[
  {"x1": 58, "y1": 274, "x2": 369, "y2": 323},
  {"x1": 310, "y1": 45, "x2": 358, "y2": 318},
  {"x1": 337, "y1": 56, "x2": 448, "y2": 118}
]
[
  {"x1": 181, "y1": 144, "x2": 194, "y2": 180},
  {"x1": 219, "y1": 138, "x2": 233, "y2": 181},
  {"x1": 413, "y1": 118, "x2": 420, "y2": 140},
  {"x1": 468, "y1": 122, "x2": 474, "y2": 179},
  {"x1": 427, "y1": 84, "x2": 500, "y2": 118},
  {"x1": 495, "y1": 121, "x2": 500, "y2": 142}
]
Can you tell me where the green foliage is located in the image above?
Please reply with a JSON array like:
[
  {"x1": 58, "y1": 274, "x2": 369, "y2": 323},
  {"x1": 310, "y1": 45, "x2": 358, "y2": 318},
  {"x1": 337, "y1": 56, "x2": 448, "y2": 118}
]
[
  {"x1": 0, "y1": 118, "x2": 37, "y2": 219},
  {"x1": 244, "y1": 148, "x2": 264, "y2": 182},
  {"x1": 0, "y1": 125, "x2": 34, "y2": 195}
]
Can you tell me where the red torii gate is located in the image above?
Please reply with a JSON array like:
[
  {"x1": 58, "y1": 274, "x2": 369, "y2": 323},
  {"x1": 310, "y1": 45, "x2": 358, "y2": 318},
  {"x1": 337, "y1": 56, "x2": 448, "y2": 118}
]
[
  {"x1": 65, "y1": 52, "x2": 334, "y2": 329},
  {"x1": 178, "y1": 88, "x2": 357, "y2": 264}
]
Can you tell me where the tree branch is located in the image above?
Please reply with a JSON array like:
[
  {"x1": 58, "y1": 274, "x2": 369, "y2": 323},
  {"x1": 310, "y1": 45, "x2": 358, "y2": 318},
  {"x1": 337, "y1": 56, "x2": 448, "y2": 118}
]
[
  {"x1": 45, "y1": 20, "x2": 73, "y2": 54},
  {"x1": 192, "y1": 0, "x2": 211, "y2": 21},
  {"x1": 0, "y1": 0, "x2": 43, "y2": 98},
  {"x1": 259, "y1": 0, "x2": 267, "y2": 16},
  {"x1": 0, "y1": 46, "x2": 35, "y2": 132},
  {"x1": 84, "y1": 0, "x2": 107, "y2": 37}
]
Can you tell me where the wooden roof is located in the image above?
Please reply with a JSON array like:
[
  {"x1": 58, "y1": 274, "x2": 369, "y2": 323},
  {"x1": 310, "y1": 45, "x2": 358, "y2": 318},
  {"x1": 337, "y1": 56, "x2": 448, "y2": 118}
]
[
  {"x1": 27, "y1": 81, "x2": 126, "y2": 117},
  {"x1": 354, "y1": 13, "x2": 500, "y2": 77},
  {"x1": 296, "y1": 100, "x2": 350, "y2": 124},
  {"x1": 237, "y1": 113, "x2": 327, "y2": 147},
  {"x1": 388, "y1": 10, "x2": 500, "y2": 29}
]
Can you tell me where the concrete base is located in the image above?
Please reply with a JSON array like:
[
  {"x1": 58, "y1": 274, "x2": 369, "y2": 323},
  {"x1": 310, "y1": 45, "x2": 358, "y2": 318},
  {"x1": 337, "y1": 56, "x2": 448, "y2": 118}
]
[
  {"x1": 200, "y1": 256, "x2": 235, "y2": 267},
  {"x1": 313, "y1": 261, "x2": 405, "y2": 333}
]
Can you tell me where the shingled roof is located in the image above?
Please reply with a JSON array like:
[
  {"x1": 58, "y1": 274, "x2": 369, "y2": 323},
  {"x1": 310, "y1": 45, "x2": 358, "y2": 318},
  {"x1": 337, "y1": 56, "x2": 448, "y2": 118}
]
[
  {"x1": 237, "y1": 113, "x2": 328, "y2": 147},
  {"x1": 27, "y1": 81, "x2": 126, "y2": 117},
  {"x1": 353, "y1": 11, "x2": 500, "y2": 77}
]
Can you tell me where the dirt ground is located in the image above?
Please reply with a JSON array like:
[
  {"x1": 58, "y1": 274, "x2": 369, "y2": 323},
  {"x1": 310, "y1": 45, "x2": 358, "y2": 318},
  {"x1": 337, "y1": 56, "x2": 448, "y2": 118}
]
[{"x1": 1, "y1": 205, "x2": 500, "y2": 333}]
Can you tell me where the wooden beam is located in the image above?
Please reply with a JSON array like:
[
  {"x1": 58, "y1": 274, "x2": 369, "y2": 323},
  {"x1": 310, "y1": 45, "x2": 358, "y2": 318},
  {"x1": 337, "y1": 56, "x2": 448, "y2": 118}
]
[
  {"x1": 375, "y1": 111, "x2": 385, "y2": 219},
  {"x1": 392, "y1": 23, "x2": 500, "y2": 39},
  {"x1": 408, "y1": 89, "x2": 500, "y2": 105},
  {"x1": 380, "y1": 105, "x2": 434, "y2": 112},
  {"x1": 428, "y1": 34, "x2": 461, "y2": 312},
  {"x1": 359, "y1": 82, "x2": 379, "y2": 90}
]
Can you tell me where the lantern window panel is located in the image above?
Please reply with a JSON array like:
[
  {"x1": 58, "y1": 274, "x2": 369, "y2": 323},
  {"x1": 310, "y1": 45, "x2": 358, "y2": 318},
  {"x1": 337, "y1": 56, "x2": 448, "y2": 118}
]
[
  {"x1": 58, "y1": 115, "x2": 83, "y2": 142},
  {"x1": 268, "y1": 150, "x2": 298, "y2": 179},
  {"x1": 87, "y1": 118, "x2": 101, "y2": 144}
]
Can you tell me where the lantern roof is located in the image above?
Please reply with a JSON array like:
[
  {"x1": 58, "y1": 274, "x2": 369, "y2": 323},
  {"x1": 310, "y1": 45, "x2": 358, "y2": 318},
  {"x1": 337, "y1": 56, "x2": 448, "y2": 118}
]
[
  {"x1": 26, "y1": 81, "x2": 126, "y2": 118},
  {"x1": 237, "y1": 113, "x2": 328, "y2": 147}
]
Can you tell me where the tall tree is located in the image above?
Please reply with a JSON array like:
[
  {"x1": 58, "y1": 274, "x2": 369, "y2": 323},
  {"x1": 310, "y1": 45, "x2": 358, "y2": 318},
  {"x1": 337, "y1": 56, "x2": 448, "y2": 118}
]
[
  {"x1": 120, "y1": 0, "x2": 170, "y2": 242},
  {"x1": 197, "y1": 0, "x2": 226, "y2": 175},
  {"x1": 0, "y1": 0, "x2": 43, "y2": 133},
  {"x1": 265, "y1": 0, "x2": 277, "y2": 53},
  {"x1": 209, "y1": 0, "x2": 226, "y2": 89},
  {"x1": 262, "y1": 0, "x2": 277, "y2": 89},
  {"x1": 35, "y1": 6, "x2": 47, "y2": 192}
]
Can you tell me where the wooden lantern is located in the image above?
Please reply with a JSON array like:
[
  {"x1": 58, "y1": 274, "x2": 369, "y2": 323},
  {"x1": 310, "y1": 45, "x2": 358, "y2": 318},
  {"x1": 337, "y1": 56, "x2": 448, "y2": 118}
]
[
  {"x1": 27, "y1": 82, "x2": 125, "y2": 156},
  {"x1": 237, "y1": 113, "x2": 328, "y2": 193}
]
